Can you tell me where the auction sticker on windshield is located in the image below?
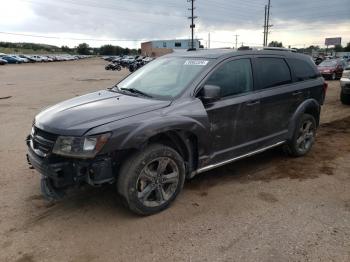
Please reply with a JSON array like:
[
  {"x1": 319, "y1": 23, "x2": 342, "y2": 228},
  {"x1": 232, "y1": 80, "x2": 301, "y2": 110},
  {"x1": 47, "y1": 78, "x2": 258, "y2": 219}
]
[{"x1": 184, "y1": 60, "x2": 209, "y2": 66}]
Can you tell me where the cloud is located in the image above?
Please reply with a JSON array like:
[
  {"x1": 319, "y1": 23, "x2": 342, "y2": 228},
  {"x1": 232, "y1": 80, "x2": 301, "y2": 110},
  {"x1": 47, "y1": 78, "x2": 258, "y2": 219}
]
[{"x1": 1, "y1": 0, "x2": 349, "y2": 48}]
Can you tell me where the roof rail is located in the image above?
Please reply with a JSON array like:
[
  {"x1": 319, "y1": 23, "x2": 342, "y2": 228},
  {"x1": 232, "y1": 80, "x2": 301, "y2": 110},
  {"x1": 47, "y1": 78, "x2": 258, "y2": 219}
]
[{"x1": 263, "y1": 47, "x2": 297, "y2": 53}]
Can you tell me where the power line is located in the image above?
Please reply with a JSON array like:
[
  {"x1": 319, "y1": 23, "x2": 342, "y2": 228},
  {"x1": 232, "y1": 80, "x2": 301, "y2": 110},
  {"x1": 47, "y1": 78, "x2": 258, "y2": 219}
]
[{"x1": 0, "y1": 31, "x2": 147, "y2": 42}]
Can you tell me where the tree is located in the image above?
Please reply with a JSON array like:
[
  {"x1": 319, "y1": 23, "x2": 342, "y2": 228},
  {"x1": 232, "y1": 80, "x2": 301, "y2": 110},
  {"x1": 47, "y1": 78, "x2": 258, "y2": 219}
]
[
  {"x1": 268, "y1": 41, "x2": 283, "y2": 47},
  {"x1": 76, "y1": 43, "x2": 90, "y2": 55},
  {"x1": 334, "y1": 44, "x2": 343, "y2": 52},
  {"x1": 344, "y1": 42, "x2": 350, "y2": 52},
  {"x1": 100, "y1": 45, "x2": 116, "y2": 55},
  {"x1": 61, "y1": 45, "x2": 72, "y2": 53}
]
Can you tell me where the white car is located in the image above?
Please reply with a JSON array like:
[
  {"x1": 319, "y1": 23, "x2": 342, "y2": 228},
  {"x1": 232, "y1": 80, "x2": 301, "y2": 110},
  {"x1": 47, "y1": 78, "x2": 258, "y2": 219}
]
[{"x1": 30, "y1": 55, "x2": 44, "y2": 62}]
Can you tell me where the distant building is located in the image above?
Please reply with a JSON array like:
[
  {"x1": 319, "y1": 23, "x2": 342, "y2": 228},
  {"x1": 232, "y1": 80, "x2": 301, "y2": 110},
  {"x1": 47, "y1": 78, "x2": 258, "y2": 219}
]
[{"x1": 141, "y1": 39, "x2": 201, "y2": 57}]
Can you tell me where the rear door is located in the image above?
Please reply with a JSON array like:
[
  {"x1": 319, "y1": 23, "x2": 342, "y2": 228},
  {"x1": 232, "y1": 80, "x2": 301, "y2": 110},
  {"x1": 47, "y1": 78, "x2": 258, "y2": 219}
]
[{"x1": 252, "y1": 56, "x2": 301, "y2": 147}]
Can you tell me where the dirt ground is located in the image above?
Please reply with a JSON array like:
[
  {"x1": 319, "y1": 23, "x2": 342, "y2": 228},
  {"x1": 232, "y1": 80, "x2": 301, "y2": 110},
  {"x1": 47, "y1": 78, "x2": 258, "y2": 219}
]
[{"x1": 1, "y1": 58, "x2": 350, "y2": 262}]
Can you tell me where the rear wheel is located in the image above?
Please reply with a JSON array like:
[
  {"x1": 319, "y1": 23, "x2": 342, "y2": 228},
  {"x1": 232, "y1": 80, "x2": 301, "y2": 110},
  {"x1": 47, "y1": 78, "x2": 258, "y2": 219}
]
[
  {"x1": 340, "y1": 90, "x2": 350, "y2": 105},
  {"x1": 117, "y1": 144, "x2": 185, "y2": 215},
  {"x1": 286, "y1": 114, "x2": 316, "y2": 157}
]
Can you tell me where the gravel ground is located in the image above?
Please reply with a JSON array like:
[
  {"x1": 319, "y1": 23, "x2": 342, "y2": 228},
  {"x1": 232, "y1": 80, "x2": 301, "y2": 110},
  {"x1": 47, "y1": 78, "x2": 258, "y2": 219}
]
[{"x1": 0, "y1": 58, "x2": 350, "y2": 262}]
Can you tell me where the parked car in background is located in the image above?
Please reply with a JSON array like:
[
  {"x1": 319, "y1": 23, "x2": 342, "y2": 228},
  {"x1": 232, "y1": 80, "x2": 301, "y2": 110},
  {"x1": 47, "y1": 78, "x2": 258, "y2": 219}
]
[
  {"x1": 317, "y1": 59, "x2": 346, "y2": 80},
  {"x1": 0, "y1": 58, "x2": 8, "y2": 65},
  {"x1": 19, "y1": 55, "x2": 36, "y2": 63},
  {"x1": 313, "y1": 56, "x2": 323, "y2": 65},
  {"x1": 342, "y1": 55, "x2": 350, "y2": 63},
  {"x1": 1, "y1": 55, "x2": 23, "y2": 64},
  {"x1": 30, "y1": 55, "x2": 44, "y2": 62},
  {"x1": 27, "y1": 49, "x2": 326, "y2": 215},
  {"x1": 340, "y1": 65, "x2": 350, "y2": 105},
  {"x1": 12, "y1": 55, "x2": 28, "y2": 63}
]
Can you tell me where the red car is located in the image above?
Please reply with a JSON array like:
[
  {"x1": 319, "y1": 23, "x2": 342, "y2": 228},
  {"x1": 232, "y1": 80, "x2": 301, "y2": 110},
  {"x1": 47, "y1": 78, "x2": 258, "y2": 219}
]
[{"x1": 317, "y1": 59, "x2": 347, "y2": 80}]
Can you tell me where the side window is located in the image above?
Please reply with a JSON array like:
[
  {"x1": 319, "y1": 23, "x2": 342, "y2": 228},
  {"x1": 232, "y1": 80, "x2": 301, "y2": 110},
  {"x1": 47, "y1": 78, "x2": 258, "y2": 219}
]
[
  {"x1": 255, "y1": 58, "x2": 292, "y2": 89},
  {"x1": 288, "y1": 58, "x2": 318, "y2": 81},
  {"x1": 206, "y1": 59, "x2": 253, "y2": 97}
]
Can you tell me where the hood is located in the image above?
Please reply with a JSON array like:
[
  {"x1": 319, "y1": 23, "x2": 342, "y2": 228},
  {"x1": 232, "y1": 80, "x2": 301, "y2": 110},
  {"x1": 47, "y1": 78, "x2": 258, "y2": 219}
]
[{"x1": 35, "y1": 90, "x2": 171, "y2": 136}]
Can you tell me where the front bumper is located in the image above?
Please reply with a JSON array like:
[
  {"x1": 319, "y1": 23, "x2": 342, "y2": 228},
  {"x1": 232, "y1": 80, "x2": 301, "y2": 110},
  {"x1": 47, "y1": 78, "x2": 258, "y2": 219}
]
[
  {"x1": 320, "y1": 72, "x2": 333, "y2": 77},
  {"x1": 26, "y1": 136, "x2": 115, "y2": 189},
  {"x1": 340, "y1": 78, "x2": 350, "y2": 94}
]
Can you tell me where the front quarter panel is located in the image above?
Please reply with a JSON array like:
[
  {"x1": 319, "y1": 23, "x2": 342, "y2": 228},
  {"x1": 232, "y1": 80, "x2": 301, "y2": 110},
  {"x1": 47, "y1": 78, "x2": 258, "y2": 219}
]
[{"x1": 88, "y1": 98, "x2": 212, "y2": 157}]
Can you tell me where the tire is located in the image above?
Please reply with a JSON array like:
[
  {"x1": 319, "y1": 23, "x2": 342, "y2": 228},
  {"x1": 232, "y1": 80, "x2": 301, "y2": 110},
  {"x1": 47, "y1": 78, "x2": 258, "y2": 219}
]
[
  {"x1": 117, "y1": 144, "x2": 185, "y2": 215},
  {"x1": 286, "y1": 114, "x2": 317, "y2": 157},
  {"x1": 340, "y1": 90, "x2": 350, "y2": 105},
  {"x1": 41, "y1": 176, "x2": 65, "y2": 201}
]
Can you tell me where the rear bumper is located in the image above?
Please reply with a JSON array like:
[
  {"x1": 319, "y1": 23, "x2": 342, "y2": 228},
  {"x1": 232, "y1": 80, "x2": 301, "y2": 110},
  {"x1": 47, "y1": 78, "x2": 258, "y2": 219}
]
[{"x1": 26, "y1": 137, "x2": 115, "y2": 189}]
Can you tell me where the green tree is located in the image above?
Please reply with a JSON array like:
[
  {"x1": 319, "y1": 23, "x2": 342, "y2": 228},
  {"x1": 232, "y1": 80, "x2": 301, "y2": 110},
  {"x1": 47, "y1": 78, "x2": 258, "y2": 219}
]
[
  {"x1": 334, "y1": 44, "x2": 343, "y2": 52},
  {"x1": 268, "y1": 41, "x2": 283, "y2": 47},
  {"x1": 100, "y1": 44, "x2": 117, "y2": 55},
  {"x1": 61, "y1": 45, "x2": 71, "y2": 53},
  {"x1": 76, "y1": 43, "x2": 90, "y2": 55},
  {"x1": 344, "y1": 42, "x2": 350, "y2": 52}
]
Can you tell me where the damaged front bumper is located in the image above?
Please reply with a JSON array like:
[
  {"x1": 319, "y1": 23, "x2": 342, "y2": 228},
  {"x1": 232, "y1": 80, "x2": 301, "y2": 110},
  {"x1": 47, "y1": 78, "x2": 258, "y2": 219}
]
[{"x1": 26, "y1": 135, "x2": 115, "y2": 190}]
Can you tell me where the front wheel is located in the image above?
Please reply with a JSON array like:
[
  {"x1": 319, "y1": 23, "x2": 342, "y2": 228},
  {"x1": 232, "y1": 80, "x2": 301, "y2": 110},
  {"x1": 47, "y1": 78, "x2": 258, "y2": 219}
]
[
  {"x1": 117, "y1": 144, "x2": 185, "y2": 215},
  {"x1": 286, "y1": 114, "x2": 316, "y2": 157}
]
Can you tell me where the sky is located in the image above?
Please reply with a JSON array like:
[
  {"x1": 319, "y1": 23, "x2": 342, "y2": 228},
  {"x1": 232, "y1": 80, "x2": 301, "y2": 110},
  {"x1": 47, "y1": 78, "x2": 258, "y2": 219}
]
[{"x1": 0, "y1": 0, "x2": 349, "y2": 49}]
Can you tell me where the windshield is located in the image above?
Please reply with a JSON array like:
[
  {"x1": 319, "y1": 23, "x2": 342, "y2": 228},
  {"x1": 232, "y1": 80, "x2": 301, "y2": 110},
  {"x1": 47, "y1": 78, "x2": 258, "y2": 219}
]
[
  {"x1": 319, "y1": 60, "x2": 338, "y2": 67},
  {"x1": 116, "y1": 57, "x2": 211, "y2": 99}
]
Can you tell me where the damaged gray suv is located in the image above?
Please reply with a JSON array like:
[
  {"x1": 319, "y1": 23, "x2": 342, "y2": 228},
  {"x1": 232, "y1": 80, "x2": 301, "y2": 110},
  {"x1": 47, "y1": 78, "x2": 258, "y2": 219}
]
[{"x1": 27, "y1": 49, "x2": 326, "y2": 215}]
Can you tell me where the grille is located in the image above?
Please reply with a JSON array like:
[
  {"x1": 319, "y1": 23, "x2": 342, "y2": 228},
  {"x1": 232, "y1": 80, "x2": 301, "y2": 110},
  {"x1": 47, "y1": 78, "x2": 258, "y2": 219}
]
[{"x1": 31, "y1": 126, "x2": 58, "y2": 155}]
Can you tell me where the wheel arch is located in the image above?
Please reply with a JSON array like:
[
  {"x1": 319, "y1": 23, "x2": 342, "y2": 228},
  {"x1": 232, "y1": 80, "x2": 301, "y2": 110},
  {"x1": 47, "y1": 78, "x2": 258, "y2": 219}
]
[
  {"x1": 145, "y1": 130, "x2": 199, "y2": 178},
  {"x1": 287, "y1": 99, "x2": 321, "y2": 140}
]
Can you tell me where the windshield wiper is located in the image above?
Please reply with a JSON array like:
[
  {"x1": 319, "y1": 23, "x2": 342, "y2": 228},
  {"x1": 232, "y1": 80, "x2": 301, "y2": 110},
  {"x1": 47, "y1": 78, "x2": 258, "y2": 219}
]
[{"x1": 120, "y1": 87, "x2": 153, "y2": 98}]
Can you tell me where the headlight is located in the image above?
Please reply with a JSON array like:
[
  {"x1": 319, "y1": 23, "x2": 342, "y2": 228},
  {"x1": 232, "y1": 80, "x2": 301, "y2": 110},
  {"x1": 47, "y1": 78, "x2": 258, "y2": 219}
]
[{"x1": 52, "y1": 133, "x2": 111, "y2": 158}]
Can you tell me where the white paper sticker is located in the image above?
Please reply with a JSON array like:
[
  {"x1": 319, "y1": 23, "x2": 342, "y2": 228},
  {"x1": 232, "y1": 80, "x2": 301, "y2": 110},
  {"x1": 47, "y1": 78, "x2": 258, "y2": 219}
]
[{"x1": 184, "y1": 60, "x2": 209, "y2": 66}]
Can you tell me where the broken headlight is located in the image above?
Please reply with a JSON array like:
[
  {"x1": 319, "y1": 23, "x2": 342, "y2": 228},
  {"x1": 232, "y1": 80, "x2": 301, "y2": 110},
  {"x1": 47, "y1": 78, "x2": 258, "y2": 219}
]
[{"x1": 52, "y1": 133, "x2": 111, "y2": 158}]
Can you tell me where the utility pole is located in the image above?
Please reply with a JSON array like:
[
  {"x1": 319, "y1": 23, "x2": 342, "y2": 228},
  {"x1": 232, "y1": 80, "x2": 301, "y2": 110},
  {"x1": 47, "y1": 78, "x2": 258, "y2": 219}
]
[
  {"x1": 263, "y1": 5, "x2": 267, "y2": 46},
  {"x1": 188, "y1": 0, "x2": 197, "y2": 50},
  {"x1": 265, "y1": 0, "x2": 273, "y2": 46},
  {"x1": 234, "y1": 34, "x2": 239, "y2": 50},
  {"x1": 208, "y1": 32, "x2": 211, "y2": 49}
]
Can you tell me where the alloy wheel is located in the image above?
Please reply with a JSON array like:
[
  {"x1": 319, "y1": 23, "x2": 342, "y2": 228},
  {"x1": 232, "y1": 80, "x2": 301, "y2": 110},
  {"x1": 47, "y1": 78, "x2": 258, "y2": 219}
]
[
  {"x1": 296, "y1": 120, "x2": 315, "y2": 152},
  {"x1": 136, "y1": 157, "x2": 179, "y2": 207}
]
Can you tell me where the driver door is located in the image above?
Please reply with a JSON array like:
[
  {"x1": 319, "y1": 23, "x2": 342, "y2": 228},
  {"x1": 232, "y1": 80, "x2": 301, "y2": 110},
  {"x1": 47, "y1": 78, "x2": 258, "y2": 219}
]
[{"x1": 200, "y1": 58, "x2": 261, "y2": 165}]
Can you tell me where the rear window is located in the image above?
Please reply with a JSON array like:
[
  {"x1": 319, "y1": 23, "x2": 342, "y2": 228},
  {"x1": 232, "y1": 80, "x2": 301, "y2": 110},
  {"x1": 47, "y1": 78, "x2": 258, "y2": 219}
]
[
  {"x1": 288, "y1": 58, "x2": 318, "y2": 81},
  {"x1": 255, "y1": 58, "x2": 292, "y2": 89}
]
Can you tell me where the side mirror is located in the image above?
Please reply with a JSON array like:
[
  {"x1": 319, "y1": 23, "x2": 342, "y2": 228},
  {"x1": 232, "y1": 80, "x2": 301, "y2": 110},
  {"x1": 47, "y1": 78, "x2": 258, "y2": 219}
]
[{"x1": 201, "y1": 85, "x2": 221, "y2": 102}]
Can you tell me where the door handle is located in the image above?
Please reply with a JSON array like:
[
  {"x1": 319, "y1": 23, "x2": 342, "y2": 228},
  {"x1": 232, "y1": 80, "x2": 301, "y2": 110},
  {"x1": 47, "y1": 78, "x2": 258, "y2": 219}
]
[
  {"x1": 292, "y1": 91, "x2": 303, "y2": 96},
  {"x1": 246, "y1": 100, "x2": 260, "y2": 106}
]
